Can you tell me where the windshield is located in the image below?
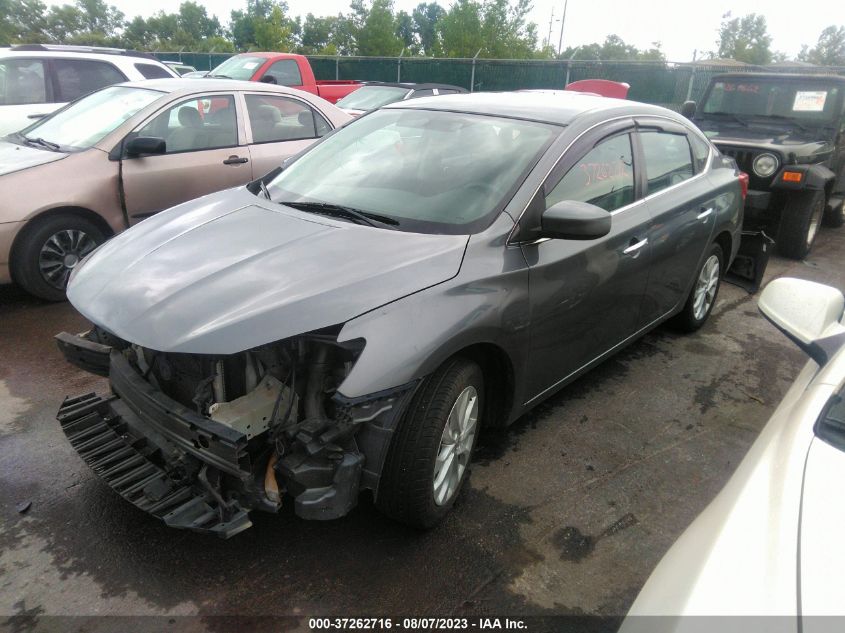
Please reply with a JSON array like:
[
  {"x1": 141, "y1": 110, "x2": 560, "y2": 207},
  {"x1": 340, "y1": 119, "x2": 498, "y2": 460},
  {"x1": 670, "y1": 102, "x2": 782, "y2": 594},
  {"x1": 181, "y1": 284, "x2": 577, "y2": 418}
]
[
  {"x1": 336, "y1": 86, "x2": 411, "y2": 111},
  {"x1": 19, "y1": 86, "x2": 161, "y2": 151},
  {"x1": 209, "y1": 56, "x2": 265, "y2": 80},
  {"x1": 266, "y1": 108, "x2": 559, "y2": 234},
  {"x1": 701, "y1": 78, "x2": 842, "y2": 124}
]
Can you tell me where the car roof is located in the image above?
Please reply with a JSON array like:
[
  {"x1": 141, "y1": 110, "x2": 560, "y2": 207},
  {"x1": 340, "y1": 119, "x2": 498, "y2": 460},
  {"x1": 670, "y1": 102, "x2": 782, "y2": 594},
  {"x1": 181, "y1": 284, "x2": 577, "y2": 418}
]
[
  {"x1": 711, "y1": 72, "x2": 845, "y2": 83},
  {"x1": 385, "y1": 90, "x2": 676, "y2": 126},
  {"x1": 1, "y1": 45, "x2": 162, "y2": 63},
  {"x1": 117, "y1": 77, "x2": 311, "y2": 96}
]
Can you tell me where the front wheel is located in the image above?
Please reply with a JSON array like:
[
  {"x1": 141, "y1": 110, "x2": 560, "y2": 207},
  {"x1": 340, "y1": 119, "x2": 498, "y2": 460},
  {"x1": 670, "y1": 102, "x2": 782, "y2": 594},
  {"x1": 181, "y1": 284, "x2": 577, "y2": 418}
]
[
  {"x1": 12, "y1": 214, "x2": 105, "y2": 301},
  {"x1": 376, "y1": 358, "x2": 483, "y2": 528},
  {"x1": 776, "y1": 189, "x2": 825, "y2": 259},
  {"x1": 670, "y1": 243, "x2": 723, "y2": 333}
]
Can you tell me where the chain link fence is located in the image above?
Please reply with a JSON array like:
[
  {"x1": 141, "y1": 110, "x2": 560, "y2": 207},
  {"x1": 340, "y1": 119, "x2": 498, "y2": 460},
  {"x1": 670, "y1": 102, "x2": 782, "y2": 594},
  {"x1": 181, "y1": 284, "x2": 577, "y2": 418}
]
[{"x1": 153, "y1": 52, "x2": 845, "y2": 109}]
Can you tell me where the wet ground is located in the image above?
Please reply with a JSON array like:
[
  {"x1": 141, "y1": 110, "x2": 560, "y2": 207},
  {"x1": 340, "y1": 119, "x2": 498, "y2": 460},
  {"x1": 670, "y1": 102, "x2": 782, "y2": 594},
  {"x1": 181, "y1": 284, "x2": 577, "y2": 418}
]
[{"x1": 2, "y1": 227, "x2": 844, "y2": 632}]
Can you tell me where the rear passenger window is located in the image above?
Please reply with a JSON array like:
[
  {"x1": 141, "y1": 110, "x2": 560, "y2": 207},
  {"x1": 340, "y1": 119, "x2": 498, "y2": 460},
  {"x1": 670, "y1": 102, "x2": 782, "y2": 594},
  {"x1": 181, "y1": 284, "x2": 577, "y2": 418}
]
[
  {"x1": 0, "y1": 59, "x2": 48, "y2": 104},
  {"x1": 134, "y1": 63, "x2": 172, "y2": 79},
  {"x1": 262, "y1": 60, "x2": 302, "y2": 86},
  {"x1": 640, "y1": 131, "x2": 694, "y2": 194},
  {"x1": 136, "y1": 94, "x2": 237, "y2": 153},
  {"x1": 245, "y1": 94, "x2": 330, "y2": 143},
  {"x1": 546, "y1": 133, "x2": 635, "y2": 212},
  {"x1": 53, "y1": 60, "x2": 126, "y2": 102}
]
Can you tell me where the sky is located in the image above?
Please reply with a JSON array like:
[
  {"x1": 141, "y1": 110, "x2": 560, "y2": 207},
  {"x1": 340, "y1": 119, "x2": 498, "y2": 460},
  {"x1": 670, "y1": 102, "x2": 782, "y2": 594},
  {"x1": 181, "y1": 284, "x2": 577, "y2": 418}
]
[{"x1": 43, "y1": 0, "x2": 842, "y2": 61}]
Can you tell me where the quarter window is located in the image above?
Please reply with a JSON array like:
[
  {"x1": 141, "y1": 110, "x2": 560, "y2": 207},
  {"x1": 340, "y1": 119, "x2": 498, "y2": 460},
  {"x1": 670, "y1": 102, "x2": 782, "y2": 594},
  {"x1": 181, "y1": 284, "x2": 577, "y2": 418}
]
[
  {"x1": 134, "y1": 63, "x2": 172, "y2": 79},
  {"x1": 53, "y1": 59, "x2": 126, "y2": 102},
  {"x1": 689, "y1": 133, "x2": 711, "y2": 173},
  {"x1": 136, "y1": 94, "x2": 237, "y2": 153},
  {"x1": 262, "y1": 60, "x2": 302, "y2": 86},
  {"x1": 546, "y1": 133, "x2": 635, "y2": 212},
  {"x1": 245, "y1": 94, "x2": 330, "y2": 143},
  {"x1": 0, "y1": 59, "x2": 47, "y2": 105},
  {"x1": 640, "y1": 130, "x2": 694, "y2": 195}
]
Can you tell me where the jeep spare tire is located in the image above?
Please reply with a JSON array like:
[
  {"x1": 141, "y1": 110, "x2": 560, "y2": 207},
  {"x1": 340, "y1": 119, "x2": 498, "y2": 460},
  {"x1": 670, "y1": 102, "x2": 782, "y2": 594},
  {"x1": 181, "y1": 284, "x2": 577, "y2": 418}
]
[{"x1": 776, "y1": 189, "x2": 825, "y2": 260}]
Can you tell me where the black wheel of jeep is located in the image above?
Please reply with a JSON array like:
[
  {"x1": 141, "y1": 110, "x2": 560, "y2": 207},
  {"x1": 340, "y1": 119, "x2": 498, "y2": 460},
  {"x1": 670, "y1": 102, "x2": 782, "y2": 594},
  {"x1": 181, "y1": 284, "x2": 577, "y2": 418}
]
[
  {"x1": 824, "y1": 197, "x2": 845, "y2": 229},
  {"x1": 776, "y1": 189, "x2": 825, "y2": 260},
  {"x1": 12, "y1": 214, "x2": 105, "y2": 302},
  {"x1": 670, "y1": 242, "x2": 724, "y2": 333},
  {"x1": 376, "y1": 357, "x2": 483, "y2": 528}
]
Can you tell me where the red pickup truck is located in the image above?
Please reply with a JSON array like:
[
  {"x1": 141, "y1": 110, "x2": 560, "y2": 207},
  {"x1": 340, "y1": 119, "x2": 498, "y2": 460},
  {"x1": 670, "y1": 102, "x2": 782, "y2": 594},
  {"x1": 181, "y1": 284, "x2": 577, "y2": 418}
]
[{"x1": 206, "y1": 53, "x2": 362, "y2": 104}]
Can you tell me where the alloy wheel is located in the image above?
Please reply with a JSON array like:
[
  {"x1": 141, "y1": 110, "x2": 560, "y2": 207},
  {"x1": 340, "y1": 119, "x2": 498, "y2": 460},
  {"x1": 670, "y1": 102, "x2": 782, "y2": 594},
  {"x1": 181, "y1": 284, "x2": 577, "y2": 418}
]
[
  {"x1": 433, "y1": 385, "x2": 479, "y2": 506},
  {"x1": 692, "y1": 254, "x2": 720, "y2": 321}
]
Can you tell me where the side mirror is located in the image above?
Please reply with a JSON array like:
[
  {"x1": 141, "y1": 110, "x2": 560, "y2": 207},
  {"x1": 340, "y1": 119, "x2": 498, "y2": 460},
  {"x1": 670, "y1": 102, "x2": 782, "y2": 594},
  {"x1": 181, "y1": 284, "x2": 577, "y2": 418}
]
[
  {"x1": 260, "y1": 75, "x2": 277, "y2": 84},
  {"x1": 540, "y1": 200, "x2": 611, "y2": 240},
  {"x1": 125, "y1": 136, "x2": 166, "y2": 157},
  {"x1": 680, "y1": 100, "x2": 696, "y2": 119},
  {"x1": 759, "y1": 277, "x2": 845, "y2": 365}
]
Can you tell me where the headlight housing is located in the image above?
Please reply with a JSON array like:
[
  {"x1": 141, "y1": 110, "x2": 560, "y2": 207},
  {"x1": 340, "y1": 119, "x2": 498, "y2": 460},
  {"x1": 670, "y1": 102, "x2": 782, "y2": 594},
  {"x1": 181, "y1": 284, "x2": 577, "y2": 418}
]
[{"x1": 752, "y1": 153, "x2": 779, "y2": 178}]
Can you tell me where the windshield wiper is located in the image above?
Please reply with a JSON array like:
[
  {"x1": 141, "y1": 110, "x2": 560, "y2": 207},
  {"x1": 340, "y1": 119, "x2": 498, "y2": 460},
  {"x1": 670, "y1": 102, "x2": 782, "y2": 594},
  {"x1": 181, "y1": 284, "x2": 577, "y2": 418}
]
[
  {"x1": 281, "y1": 201, "x2": 399, "y2": 229},
  {"x1": 23, "y1": 136, "x2": 61, "y2": 151},
  {"x1": 704, "y1": 111, "x2": 749, "y2": 126},
  {"x1": 208, "y1": 74, "x2": 232, "y2": 79},
  {"x1": 762, "y1": 114, "x2": 811, "y2": 132}
]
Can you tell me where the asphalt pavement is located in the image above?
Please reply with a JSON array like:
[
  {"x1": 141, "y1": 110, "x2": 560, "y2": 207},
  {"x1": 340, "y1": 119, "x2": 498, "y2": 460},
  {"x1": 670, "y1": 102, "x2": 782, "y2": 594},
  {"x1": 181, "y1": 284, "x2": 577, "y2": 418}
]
[{"x1": 2, "y1": 226, "x2": 844, "y2": 632}]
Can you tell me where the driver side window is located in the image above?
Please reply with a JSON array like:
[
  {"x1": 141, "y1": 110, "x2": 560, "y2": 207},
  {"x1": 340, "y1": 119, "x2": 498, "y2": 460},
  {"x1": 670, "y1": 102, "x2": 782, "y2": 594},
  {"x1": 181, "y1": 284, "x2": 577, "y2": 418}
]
[
  {"x1": 136, "y1": 94, "x2": 237, "y2": 154},
  {"x1": 546, "y1": 133, "x2": 635, "y2": 212}
]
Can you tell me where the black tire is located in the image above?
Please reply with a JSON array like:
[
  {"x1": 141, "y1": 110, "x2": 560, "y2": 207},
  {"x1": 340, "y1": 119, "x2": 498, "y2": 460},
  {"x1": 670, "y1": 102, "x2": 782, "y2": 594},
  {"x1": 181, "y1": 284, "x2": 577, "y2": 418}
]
[
  {"x1": 824, "y1": 197, "x2": 845, "y2": 229},
  {"x1": 376, "y1": 357, "x2": 484, "y2": 528},
  {"x1": 670, "y1": 242, "x2": 724, "y2": 333},
  {"x1": 776, "y1": 189, "x2": 825, "y2": 259},
  {"x1": 11, "y1": 213, "x2": 106, "y2": 302}
]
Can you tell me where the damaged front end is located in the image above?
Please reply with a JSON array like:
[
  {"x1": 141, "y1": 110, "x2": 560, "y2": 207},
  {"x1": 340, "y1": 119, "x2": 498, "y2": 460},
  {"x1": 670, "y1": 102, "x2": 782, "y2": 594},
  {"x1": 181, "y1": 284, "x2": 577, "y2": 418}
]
[{"x1": 55, "y1": 327, "x2": 417, "y2": 538}]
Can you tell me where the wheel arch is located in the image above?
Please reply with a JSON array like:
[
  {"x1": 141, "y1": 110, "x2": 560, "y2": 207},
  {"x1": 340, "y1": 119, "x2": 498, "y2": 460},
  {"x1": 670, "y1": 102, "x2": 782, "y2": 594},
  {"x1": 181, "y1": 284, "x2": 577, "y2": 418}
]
[
  {"x1": 10, "y1": 206, "x2": 114, "y2": 279},
  {"x1": 446, "y1": 342, "x2": 516, "y2": 430},
  {"x1": 713, "y1": 229, "x2": 733, "y2": 267}
]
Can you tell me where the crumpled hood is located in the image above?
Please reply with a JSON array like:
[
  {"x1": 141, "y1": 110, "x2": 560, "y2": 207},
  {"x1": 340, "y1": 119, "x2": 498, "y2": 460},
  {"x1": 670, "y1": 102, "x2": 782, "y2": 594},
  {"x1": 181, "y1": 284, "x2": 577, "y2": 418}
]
[
  {"x1": 68, "y1": 188, "x2": 468, "y2": 354},
  {"x1": 0, "y1": 140, "x2": 68, "y2": 175}
]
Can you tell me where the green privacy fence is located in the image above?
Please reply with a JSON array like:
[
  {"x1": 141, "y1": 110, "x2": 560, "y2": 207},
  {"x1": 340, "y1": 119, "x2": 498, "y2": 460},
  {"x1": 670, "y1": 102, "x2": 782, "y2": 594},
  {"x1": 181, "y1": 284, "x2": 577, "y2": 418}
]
[{"x1": 153, "y1": 52, "x2": 845, "y2": 109}]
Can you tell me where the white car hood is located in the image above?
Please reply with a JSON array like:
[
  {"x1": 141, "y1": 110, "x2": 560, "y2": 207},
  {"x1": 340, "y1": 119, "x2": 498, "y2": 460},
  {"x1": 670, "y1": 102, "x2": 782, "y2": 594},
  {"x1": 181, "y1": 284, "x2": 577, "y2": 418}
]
[{"x1": 0, "y1": 139, "x2": 67, "y2": 175}]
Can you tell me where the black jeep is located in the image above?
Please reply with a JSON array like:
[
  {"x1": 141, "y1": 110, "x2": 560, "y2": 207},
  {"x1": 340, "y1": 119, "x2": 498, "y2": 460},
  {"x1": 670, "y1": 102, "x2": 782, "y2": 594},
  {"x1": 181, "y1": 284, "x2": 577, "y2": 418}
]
[{"x1": 684, "y1": 72, "x2": 845, "y2": 259}]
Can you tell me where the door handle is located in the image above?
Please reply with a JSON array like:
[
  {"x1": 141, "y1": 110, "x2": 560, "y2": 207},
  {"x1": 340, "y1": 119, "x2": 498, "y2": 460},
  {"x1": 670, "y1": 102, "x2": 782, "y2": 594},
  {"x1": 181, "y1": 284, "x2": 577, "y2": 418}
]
[
  {"x1": 223, "y1": 155, "x2": 249, "y2": 165},
  {"x1": 697, "y1": 207, "x2": 714, "y2": 220},
  {"x1": 623, "y1": 238, "x2": 648, "y2": 255}
]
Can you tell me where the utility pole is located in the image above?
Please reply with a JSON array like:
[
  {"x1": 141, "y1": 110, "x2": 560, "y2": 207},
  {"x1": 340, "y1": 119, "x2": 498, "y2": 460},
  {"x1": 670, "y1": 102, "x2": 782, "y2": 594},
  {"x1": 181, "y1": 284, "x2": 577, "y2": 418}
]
[
  {"x1": 557, "y1": 0, "x2": 569, "y2": 56},
  {"x1": 546, "y1": 8, "x2": 555, "y2": 49}
]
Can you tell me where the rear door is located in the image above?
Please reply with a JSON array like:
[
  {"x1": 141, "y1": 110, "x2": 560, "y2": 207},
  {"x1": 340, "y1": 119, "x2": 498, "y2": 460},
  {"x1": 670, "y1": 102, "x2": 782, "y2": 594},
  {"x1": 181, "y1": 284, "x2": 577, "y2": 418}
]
[
  {"x1": 121, "y1": 92, "x2": 250, "y2": 223},
  {"x1": 243, "y1": 92, "x2": 333, "y2": 177},
  {"x1": 521, "y1": 121, "x2": 652, "y2": 402},
  {"x1": 635, "y1": 119, "x2": 718, "y2": 324}
]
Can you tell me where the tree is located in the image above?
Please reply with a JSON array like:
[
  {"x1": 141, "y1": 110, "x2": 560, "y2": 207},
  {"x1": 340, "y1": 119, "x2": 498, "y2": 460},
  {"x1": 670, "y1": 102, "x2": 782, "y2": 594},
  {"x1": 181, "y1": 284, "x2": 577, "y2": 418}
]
[
  {"x1": 480, "y1": 0, "x2": 537, "y2": 59},
  {"x1": 438, "y1": 0, "x2": 483, "y2": 58},
  {"x1": 799, "y1": 25, "x2": 845, "y2": 66},
  {"x1": 5, "y1": 0, "x2": 48, "y2": 43},
  {"x1": 254, "y1": 4, "x2": 294, "y2": 50},
  {"x1": 412, "y1": 2, "x2": 444, "y2": 56},
  {"x1": 713, "y1": 12, "x2": 773, "y2": 65},
  {"x1": 74, "y1": 0, "x2": 124, "y2": 36},
  {"x1": 230, "y1": 0, "x2": 296, "y2": 50},
  {"x1": 395, "y1": 10, "x2": 417, "y2": 53},
  {"x1": 354, "y1": 0, "x2": 403, "y2": 56}
]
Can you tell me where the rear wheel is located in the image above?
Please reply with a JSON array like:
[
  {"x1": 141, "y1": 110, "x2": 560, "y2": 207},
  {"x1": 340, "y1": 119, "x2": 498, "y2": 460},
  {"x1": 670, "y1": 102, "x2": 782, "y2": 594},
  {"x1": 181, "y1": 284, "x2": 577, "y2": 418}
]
[
  {"x1": 376, "y1": 357, "x2": 483, "y2": 528},
  {"x1": 670, "y1": 242, "x2": 723, "y2": 333},
  {"x1": 12, "y1": 214, "x2": 105, "y2": 301},
  {"x1": 776, "y1": 190, "x2": 825, "y2": 259}
]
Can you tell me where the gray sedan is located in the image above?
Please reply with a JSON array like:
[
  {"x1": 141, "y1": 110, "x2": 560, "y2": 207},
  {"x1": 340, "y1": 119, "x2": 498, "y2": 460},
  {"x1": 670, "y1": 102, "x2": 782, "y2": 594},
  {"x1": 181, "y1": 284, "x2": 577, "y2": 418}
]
[{"x1": 56, "y1": 92, "x2": 745, "y2": 537}]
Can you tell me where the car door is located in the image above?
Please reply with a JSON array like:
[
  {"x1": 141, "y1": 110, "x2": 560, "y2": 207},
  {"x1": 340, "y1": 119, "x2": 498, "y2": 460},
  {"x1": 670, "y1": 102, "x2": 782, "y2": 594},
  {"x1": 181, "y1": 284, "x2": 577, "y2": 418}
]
[
  {"x1": 635, "y1": 119, "x2": 718, "y2": 324},
  {"x1": 242, "y1": 92, "x2": 333, "y2": 178},
  {"x1": 520, "y1": 122, "x2": 652, "y2": 401},
  {"x1": 120, "y1": 92, "x2": 250, "y2": 223}
]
